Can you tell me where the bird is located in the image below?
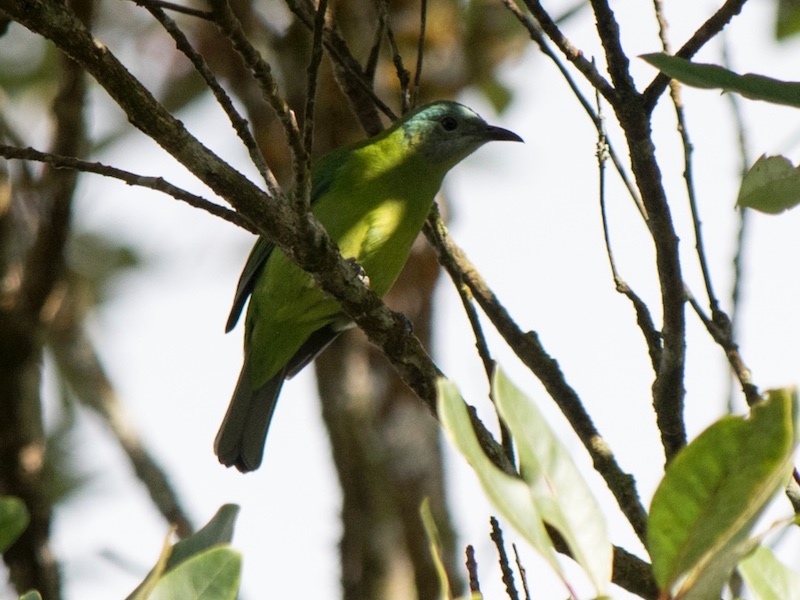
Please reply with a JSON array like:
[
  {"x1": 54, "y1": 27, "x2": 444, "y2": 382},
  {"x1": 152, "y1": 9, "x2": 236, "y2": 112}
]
[{"x1": 215, "y1": 100, "x2": 523, "y2": 472}]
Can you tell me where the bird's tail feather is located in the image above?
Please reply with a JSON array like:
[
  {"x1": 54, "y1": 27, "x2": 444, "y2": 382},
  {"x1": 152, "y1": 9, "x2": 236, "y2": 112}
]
[{"x1": 214, "y1": 362, "x2": 285, "y2": 472}]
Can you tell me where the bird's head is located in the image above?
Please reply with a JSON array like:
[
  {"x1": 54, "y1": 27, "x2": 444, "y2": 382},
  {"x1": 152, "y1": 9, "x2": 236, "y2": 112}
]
[{"x1": 398, "y1": 101, "x2": 523, "y2": 170}]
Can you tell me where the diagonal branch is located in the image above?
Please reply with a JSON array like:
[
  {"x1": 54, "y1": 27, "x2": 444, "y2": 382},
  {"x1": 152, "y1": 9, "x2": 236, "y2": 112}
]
[
  {"x1": 137, "y1": 0, "x2": 280, "y2": 197},
  {"x1": 0, "y1": 0, "x2": 516, "y2": 483},
  {"x1": 519, "y1": 0, "x2": 618, "y2": 105}
]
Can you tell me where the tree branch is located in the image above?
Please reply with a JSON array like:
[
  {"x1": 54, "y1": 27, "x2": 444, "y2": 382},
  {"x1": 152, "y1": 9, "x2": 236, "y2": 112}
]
[
  {"x1": 0, "y1": 0, "x2": 516, "y2": 487},
  {"x1": 0, "y1": 144, "x2": 253, "y2": 230}
]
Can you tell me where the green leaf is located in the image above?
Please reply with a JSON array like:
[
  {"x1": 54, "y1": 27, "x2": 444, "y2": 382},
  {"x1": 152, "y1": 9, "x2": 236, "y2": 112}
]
[
  {"x1": 18, "y1": 592, "x2": 43, "y2": 600},
  {"x1": 420, "y1": 498, "x2": 451, "y2": 600},
  {"x1": 648, "y1": 388, "x2": 798, "y2": 599},
  {"x1": 641, "y1": 53, "x2": 800, "y2": 108},
  {"x1": 147, "y1": 546, "x2": 241, "y2": 600},
  {"x1": 167, "y1": 504, "x2": 239, "y2": 570},
  {"x1": 492, "y1": 368, "x2": 612, "y2": 594},
  {"x1": 126, "y1": 529, "x2": 179, "y2": 600},
  {"x1": 0, "y1": 496, "x2": 30, "y2": 553},
  {"x1": 127, "y1": 505, "x2": 241, "y2": 600},
  {"x1": 776, "y1": 0, "x2": 800, "y2": 40},
  {"x1": 737, "y1": 155, "x2": 800, "y2": 214},
  {"x1": 436, "y1": 378, "x2": 563, "y2": 580},
  {"x1": 738, "y1": 545, "x2": 800, "y2": 600}
]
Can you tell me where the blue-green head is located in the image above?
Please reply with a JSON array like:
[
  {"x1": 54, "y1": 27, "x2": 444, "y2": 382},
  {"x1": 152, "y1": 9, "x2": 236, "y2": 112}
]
[{"x1": 397, "y1": 100, "x2": 523, "y2": 170}]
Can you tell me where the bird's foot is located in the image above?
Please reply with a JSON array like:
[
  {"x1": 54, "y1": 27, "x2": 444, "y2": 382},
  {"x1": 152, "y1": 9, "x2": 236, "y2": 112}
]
[{"x1": 345, "y1": 258, "x2": 370, "y2": 287}]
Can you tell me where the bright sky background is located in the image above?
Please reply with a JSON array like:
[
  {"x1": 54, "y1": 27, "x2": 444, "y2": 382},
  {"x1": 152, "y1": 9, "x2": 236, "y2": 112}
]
[{"x1": 13, "y1": 1, "x2": 800, "y2": 598}]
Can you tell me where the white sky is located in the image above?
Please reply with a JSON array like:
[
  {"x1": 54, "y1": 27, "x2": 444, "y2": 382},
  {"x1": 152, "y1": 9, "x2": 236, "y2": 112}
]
[{"x1": 9, "y1": 1, "x2": 800, "y2": 599}]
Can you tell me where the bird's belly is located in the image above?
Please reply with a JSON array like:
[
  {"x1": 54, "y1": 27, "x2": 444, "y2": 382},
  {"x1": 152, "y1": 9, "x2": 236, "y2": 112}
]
[{"x1": 337, "y1": 199, "x2": 421, "y2": 296}]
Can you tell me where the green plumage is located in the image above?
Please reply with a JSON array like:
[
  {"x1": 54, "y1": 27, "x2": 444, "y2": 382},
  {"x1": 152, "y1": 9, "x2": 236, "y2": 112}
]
[{"x1": 215, "y1": 100, "x2": 522, "y2": 471}]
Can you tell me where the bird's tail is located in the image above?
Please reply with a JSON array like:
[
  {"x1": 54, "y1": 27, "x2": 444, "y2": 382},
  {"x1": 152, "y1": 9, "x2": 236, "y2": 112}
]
[{"x1": 214, "y1": 361, "x2": 285, "y2": 472}]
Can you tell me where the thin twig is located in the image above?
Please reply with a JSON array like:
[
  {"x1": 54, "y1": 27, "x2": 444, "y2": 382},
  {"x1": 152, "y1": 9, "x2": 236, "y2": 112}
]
[
  {"x1": 500, "y1": 0, "x2": 646, "y2": 220},
  {"x1": 685, "y1": 288, "x2": 759, "y2": 406},
  {"x1": 143, "y1": 0, "x2": 213, "y2": 20},
  {"x1": 489, "y1": 517, "x2": 520, "y2": 600},
  {"x1": 512, "y1": 544, "x2": 532, "y2": 600},
  {"x1": 429, "y1": 204, "x2": 514, "y2": 466},
  {"x1": 594, "y1": 86, "x2": 662, "y2": 372},
  {"x1": 410, "y1": 0, "x2": 427, "y2": 107},
  {"x1": 281, "y1": 0, "x2": 396, "y2": 130},
  {"x1": 138, "y1": 0, "x2": 280, "y2": 196},
  {"x1": 722, "y1": 34, "x2": 751, "y2": 413},
  {"x1": 209, "y1": 0, "x2": 305, "y2": 181},
  {"x1": 365, "y1": 10, "x2": 385, "y2": 84},
  {"x1": 296, "y1": 0, "x2": 329, "y2": 214},
  {"x1": 0, "y1": 145, "x2": 255, "y2": 231},
  {"x1": 586, "y1": 0, "x2": 689, "y2": 464},
  {"x1": 653, "y1": 0, "x2": 720, "y2": 313},
  {"x1": 519, "y1": 0, "x2": 619, "y2": 105},
  {"x1": 378, "y1": 0, "x2": 411, "y2": 112},
  {"x1": 465, "y1": 545, "x2": 481, "y2": 594}
]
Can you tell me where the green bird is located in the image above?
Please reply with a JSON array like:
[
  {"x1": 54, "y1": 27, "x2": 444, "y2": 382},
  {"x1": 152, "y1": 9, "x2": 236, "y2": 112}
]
[{"x1": 215, "y1": 100, "x2": 522, "y2": 472}]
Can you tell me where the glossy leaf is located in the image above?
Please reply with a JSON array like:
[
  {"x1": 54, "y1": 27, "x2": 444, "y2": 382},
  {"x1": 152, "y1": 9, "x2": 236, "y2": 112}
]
[
  {"x1": 641, "y1": 53, "x2": 800, "y2": 108},
  {"x1": 492, "y1": 368, "x2": 612, "y2": 593},
  {"x1": 648, "y1": 389, "x2": 798, "y2": 599},
  {"x1": 147, "y1": 546, "x2": 241, "y2": 600},
  {"x1": 0, "y1": 496, "x2": 30, "y2": 553},
  {"x1": 437, "y1": 378, "x2": 563, "y2": 579},
  {"x1": 420, "y1": 498, "x2": 451, "y2": 600},
  {"x1": 738, "y1": 545, "x2": 800, "y2": 600}
]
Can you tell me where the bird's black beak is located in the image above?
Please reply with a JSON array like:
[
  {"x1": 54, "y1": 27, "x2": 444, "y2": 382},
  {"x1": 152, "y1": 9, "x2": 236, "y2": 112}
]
[{"x1": 485, "y1": 125, "x2": 524, "y2": 143}]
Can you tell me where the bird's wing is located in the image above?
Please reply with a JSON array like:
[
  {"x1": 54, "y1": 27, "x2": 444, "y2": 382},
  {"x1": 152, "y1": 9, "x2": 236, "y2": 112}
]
[
  {"x1": 225, "y1": 235, "x2": 276, "y2": 333},
  {"x1": 225, "y1": 159, "x2": 343, "y2": 333},
  {"x1": 284, "y1": 322, "x2": 353, "y2": 379}
]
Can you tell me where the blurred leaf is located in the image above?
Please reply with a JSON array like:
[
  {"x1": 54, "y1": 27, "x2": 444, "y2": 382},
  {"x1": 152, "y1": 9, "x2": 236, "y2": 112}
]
[
  {"x1": 477, "y1": 78, "x2": 513, "y2": 113},
  {"x1": 648, "y1": 388, "x2": 798, "y2": 599},
  {"x1": 437, "y1": 378, "x2": 563, "y2": 580},
  {"x1": 420, "y1": 498, "x2": 451, "y2": 600},
  {"x1": 641, "y1": 53, "x2": 800, "y2": 108},
  {"x1": 166, "y1": 504, "x2": 239, "y2": 570},
  {"x1": 18, "y1": 591, "x2": 43, "y2": 600},
  {"x1": 41, "y1": 411, "x2": 91, "y2": 505},
  {"x1": 464, "y1": 0, "x2": 527, "y2": 111},
  {"x1": 0, "y1": 496, "x2": 30, "y2": 553},
  {"x1": 66, "y1": 230, "x2": 141, "y2": 305},
  {"x1": 776, "y1": 0, "x2": 800, "y2": 40},
  {"x1": 0, "y1": 23, "x2": 58, "y2": 93},
  {"x1": 737, "y1": 155, "x2": 800, "y2": 214},
  {"x1": 147, "y1": 546, "x2": 241, "y2": 600},
  {"x1": 492, "y1": 368, "x2": 612, "y2": 594},
  {"x1": 738, "y1": 545, "x2": 800, "y2": 600}
]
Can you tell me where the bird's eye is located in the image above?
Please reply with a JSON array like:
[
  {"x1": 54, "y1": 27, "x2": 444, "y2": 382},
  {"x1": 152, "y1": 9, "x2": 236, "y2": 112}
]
[{"x1": 440, "y1": 116, "x2": 459, "y2": 131}]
